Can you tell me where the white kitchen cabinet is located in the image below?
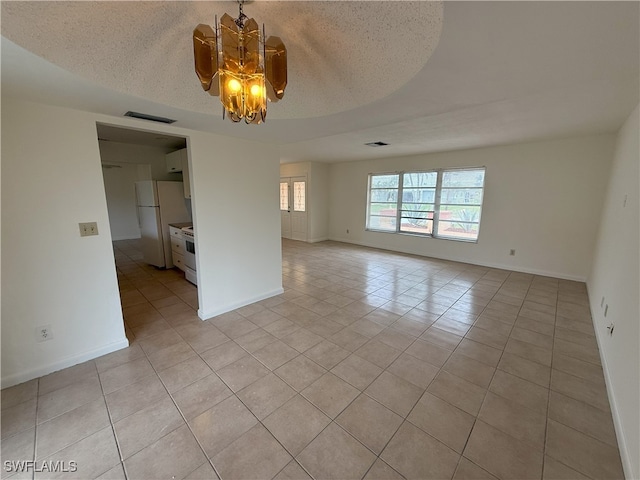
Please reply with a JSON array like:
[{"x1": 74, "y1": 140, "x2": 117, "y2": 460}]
[
  {"x1": 170, "y1": 236, "x2": 185, "y2": 256},
  {"x1": 166, "y1": 149, "x2": 186, "y2": 173},
  {"x1": 169, "y1": 226, "x2": 186, "y2": 271},
  {"x1": 181, "y1": 152, "x2": 191, "y2": 199},
  {"x1": 166, "y1": 148, "x2": 190, "y2": 198},
  {"x1": 173, "y1": 252, "x2": 185, "y2": 271},
  {"x1": 169, "y1": 225, "x2": 184, "y2": 239}
]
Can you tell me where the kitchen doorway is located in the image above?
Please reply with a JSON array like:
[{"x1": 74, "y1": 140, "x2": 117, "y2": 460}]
[{"x1": 96, "y1": 123, "x2": 200, "y2": 338}]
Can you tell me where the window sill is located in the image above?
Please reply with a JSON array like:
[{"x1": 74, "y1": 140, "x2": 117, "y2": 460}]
[{"x1": 365, "y1": 228, "x2": 479, "y2": 244}]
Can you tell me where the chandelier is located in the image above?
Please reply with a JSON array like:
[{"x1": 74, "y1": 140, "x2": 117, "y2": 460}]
[{"x1": 193, "y1": 0, "x2": 287, "y2": 124}]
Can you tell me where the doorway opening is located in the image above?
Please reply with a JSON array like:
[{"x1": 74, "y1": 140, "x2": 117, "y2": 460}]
[
  {"x1": 96, "y1": 123, "x2": 200, "y2": 340},
  {"x1": 280, "y1": 176, "x2": 308, "y2": 241}
]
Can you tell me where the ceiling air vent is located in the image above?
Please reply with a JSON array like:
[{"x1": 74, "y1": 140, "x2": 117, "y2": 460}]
[
  {"x1": 124, "y1": 111, "x2": 176, "y2": 124},
  {"x1": 365, "y1": 141, "x2": 389, "y2": 147}
]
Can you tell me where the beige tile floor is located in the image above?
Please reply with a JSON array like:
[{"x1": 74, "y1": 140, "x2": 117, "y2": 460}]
[{"x1": 1, "y1": 239, "x2": 625, "y2": 480}]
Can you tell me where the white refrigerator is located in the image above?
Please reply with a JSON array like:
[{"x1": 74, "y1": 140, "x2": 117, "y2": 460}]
[{"x1": 135, "y1": 181, "x2": 191, "y2": 268}]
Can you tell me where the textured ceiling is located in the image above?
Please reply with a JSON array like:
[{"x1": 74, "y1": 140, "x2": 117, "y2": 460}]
[
  {"x1": 1, "y1": 1, "x2": 442, "y2": 120},
  {"x1": 1, "y1": 2, "x2": 638, "y2": 163}
]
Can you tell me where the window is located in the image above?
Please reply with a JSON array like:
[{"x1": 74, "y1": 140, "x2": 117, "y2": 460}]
[
  {"x1": 279, "y1": 182, "x2": 289, "y2": 211},
  {"x1": 366, "y1": 167, "x2": 485, "y2": 242},
  {"x1": 293, "y1": 181, "x2": 306, "y2": 212}
]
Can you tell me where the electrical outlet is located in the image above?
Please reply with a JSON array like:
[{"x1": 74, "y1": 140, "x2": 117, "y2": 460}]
[
  {"x1": 36, "y1": 325, "x2": 53, "y2": 343},
  {"x1": 79, "y1": 222, "x2": 99, "y2": 237},
  {"x1": 509, "y1": 249, "x2": 516, "y2": 256}
]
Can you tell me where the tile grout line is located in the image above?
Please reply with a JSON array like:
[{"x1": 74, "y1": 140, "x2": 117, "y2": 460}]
[
  {"x1": 97, "y1": 371, "x2": 129, "y2": 480},
  {"x1": 117, "y1": 246, "x2": 222, "y2": 480},
  {"x1": 8, "y1": 241, "x2": 614, "y2": 480},
  {"x1": 126, "y1": 243, "x2": 562, "y2": 480},
  {"x1": 543, "y1": 284, "x2": 611, "y2": 480},
  {"x1": 216, "y1": 259, "x2": 470, "y2": 478},
  {"x1": 106, "y1": 256, "x2": 132, "y2": 480},
  {"x1": 32, "y1": 361, "x2": 121, "y2": 479},
  {"x1": 232, "y1": 299, "x2": 427, "y2": 480},
  {"x1": 114, "y1": 244, "x2": 220, "y2": 478},
  {"x1": 335, "y1": 259, "x2": 510, "y2": 477},
  {"x1": 448, "y1": 270, "x2": 536, "y2": 477},
  {"x1": 541, "y1": 279, "x2": 563, "y2": 479},
  {"x1": 29, "y1": 378, "x2": 40, "y2": 480},
  {"x1": 428, "y1": 272, "x2": 510, "y2": 479},
  {"x1": 120, "y1": 243, "x2": 373, "y2": 479}
]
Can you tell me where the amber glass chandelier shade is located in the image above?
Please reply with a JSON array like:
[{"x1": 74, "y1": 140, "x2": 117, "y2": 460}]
[
  {"x1": 193, "y1": 3, "x2": 286, "y2": 124},
  {"x1": 265, "y1": 36, "x2": 287, "y2": 101},
  {"x1": 219, "y1": 14, "x2": 240, "y2": 73},
  {"x1": 193, "y1": 24, "x2": 219, "y2": 95}
]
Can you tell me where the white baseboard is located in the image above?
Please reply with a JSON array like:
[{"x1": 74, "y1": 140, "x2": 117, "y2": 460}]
[
  {"x1": 587, "y1": 289, "x2": 636, "y2": 480},
  {"x1": 198, "y1": 287, "x2": 285, "y2": 320},
  {"x1": 328, "y1": 237, "x2": 586, "y2": 282},
  {"x1": 1, "y1": 337, "x2": 130, "y2": 389},
  {"x1": 308, "y1": 237, "x2": 329, "y2": 243},
  {"x1": 597, "y1": 340, "x2": 635, "y2": 479},
  {"x1": 111, "y1": 234, "x2": 141, "y2": 241}
]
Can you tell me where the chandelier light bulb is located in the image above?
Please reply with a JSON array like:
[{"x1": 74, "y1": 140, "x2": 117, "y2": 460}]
[
  {"x1": 228, "y1": 78, "x2": 242, "y2": 92},
  {"x1": 250, "y1": 84, "x2": 262, "y2": 97}
]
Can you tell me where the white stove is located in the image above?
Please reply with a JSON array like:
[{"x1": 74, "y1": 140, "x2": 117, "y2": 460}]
[{"x1": 181, "y1": 226, "x2": 197, "y2": 285}]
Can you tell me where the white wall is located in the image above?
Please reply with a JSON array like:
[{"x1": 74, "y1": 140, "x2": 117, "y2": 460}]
[
  {"x1": 1, "y1": 98, "x2": 284, "y2": 387},
  {"x1": 309, "y1": 162, "x2": 330, "y2": 242},
  {"x1": 328, "y1": 135, "x2": 614, "y2": 281},
  {"x1": 98, "y1": 141, "x2": 181, "y2": 182},
  {"x1": 99, "y1": 141, "x2": 181, "y2": 240},
  {"x1": 190, "y1": 134, "x2": 283, "y2": 319},
  {"x1": 101, "y1": 163, "x2": 149, "y2": 240},
  {"x1": 587, "y1": 104, "x2": 639, "y2": 480},
  {"x1": 280, "y1": 162, "x2": 309, "y2": 178},
  {"x1": 280, "y1": 161, "x2": 330, "y2": 242},
  {"x1": 1, "y1": 99, "x2": 128, "y2": 387}
]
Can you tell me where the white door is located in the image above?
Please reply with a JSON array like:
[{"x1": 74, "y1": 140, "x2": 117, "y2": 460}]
[
  {"x1": 138, "y1": 206, "x2": 165, "y2": 267},
  {"x1": 280, "y1": 176, "x2": 307, "y2": 241}
]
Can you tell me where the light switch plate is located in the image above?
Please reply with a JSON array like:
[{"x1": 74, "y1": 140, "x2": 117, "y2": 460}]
[{"x1": 79, "y1": 222, "x2": 99, "y2": 237}]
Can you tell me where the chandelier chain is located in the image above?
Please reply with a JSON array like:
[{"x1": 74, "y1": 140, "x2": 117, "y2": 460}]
[{"x1": 235, "y1": 0, "x2": 247, "y2": 29}]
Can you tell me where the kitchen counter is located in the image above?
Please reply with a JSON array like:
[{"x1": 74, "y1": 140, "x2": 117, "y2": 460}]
[{"x1": 168, "y1": 222, "x2": 192, "y2": 229}]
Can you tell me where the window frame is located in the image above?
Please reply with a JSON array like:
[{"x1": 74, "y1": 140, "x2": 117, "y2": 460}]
[
  {"x1": 366, "y1": 166, "x2": 486, "y2": 243},
  {"x1": 366, "y1": 173, "x2": 401, "y2": 233}
]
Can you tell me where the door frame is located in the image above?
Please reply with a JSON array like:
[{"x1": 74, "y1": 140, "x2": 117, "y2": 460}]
[{"x1": 280, "y1": 176, "x2": 308, "y2": 241}]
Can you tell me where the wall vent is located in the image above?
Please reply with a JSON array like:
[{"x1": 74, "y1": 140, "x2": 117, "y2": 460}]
[{"x1": 124, "y1": 111, "x2": 176, "y2": 124}]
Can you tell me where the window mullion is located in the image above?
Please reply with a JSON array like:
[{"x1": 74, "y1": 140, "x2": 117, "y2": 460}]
[
  {"x1": 396, "y1": 174, "x2": 403, "y2": 233},
  {"x1": 433, "y1": 170, "x2": 443, "y2": 238}
]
